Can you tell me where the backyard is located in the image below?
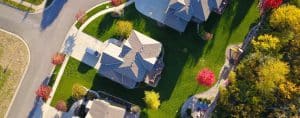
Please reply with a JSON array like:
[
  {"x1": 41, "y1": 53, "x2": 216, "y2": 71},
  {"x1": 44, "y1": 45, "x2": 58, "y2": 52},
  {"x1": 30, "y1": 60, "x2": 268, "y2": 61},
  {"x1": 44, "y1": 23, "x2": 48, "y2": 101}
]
[{"x1": 51, "y1": 0, "x2": 260, "y2": 117}]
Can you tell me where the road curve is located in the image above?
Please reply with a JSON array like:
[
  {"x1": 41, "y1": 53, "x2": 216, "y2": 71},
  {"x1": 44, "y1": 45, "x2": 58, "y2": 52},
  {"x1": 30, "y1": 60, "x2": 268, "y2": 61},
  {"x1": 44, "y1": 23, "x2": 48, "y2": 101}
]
[{"x1": 0, "y1": 0, "x2": 106, "y2": 117}]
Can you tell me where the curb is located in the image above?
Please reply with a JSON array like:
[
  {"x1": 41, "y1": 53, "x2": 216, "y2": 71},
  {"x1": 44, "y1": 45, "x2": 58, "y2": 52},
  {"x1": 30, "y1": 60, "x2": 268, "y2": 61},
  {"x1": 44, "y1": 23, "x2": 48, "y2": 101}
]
[{"x1": 0, "y1": 28, "x2": 31, "y2": 118}]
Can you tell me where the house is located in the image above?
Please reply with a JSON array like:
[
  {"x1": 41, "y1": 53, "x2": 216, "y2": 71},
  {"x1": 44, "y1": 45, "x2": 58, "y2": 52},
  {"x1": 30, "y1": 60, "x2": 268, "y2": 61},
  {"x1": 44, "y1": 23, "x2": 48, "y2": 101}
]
[
  {"x1": 86, "y1": 99, "x2": 126, "y2": 118},
  {"x1": 98, "y1": 30, "x2": 164, "y2": 89},
  {"x1": 135, "y1": 0, "x2": 228, "y2": 32}
]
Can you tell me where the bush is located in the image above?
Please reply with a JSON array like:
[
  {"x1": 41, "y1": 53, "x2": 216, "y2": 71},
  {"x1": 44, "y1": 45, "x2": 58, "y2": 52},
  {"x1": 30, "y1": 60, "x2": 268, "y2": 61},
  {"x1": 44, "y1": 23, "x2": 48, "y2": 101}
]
[
  {"x1": 52, "y1": 53, "x2": 65, "y2": 65},
  {"x1": 196, "y1": 68, "x2": 216, "y2": 86},
  {"x1": 114, "y1": 20, "x2": 133, "y2": 39},
  {"x1": 251, "y1": 34, "x2": 281, "y2": 52},
  {"x1": 72, "y1": 84, "x2": 87, "y2": 100},
  {"x1": 144, "y1": 90, "x2": 160, "y2": 110},
  {"x1": 36, "y1": 85, "x2": 52, "y2": 101},
  {"x1": 111, "y1": 0, "x2": 125, "y2": 6},
  {"x1": 131, "y1": 105, "x2": 141, "y2": 113},
  {"x1": 55, "y1": 100, "x2": 67, "y2": 112}
]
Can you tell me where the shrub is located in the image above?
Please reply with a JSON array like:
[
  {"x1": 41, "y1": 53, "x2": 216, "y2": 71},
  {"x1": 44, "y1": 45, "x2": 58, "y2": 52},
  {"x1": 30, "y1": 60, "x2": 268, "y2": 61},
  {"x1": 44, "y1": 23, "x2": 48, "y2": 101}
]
[
  {"x1": 261, "y1": 0, "x2": 282, "y2": 11},
  {"x1": 111, "y1": 0, "x2": 125, "y2": 6},
  {"x1": 196, "y1": 68, "x2": 216, "y2": 86},
  {"x1": 72, "y1": 84, "x2": 87, "y2": 100},
  {"x1": 36, "y1": 85, "x2": 52, "y2": 101},
  {"x1": 55, "y1": 100, "x2": 67, "y2": 112},
  {"x1": 131, "y1": 105, "x2": 141, "y2": 113},
  {"x1": 251, "y1": 34, "x2": 281, "y2": 52},
  {"x1": 52, "y1": 53, "x2": 65, "y2": 65},
  {"x1": 114, "y1": 20, "x2": 133, "y2": 39},
  {"x1": 144, "y1": 90, "x2": 160, "y2": 110}
]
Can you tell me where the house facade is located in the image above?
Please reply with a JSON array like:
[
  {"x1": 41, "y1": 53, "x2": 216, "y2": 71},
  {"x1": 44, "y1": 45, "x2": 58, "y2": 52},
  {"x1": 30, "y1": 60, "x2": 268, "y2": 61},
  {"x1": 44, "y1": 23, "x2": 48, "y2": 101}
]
[
  {"x1": 135, "y1": 0, "x2": 228, "y2": 32},
  {"x1": 98, "y1": 30, "x2": 164, "y2": 89}
]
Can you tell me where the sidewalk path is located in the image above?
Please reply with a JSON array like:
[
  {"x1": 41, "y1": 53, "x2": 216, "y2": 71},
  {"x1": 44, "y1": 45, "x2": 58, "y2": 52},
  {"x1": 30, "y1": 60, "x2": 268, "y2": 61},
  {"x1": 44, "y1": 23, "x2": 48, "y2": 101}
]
[{"x1": 9, "y1": 0, "x2": 47, "y2": 13}]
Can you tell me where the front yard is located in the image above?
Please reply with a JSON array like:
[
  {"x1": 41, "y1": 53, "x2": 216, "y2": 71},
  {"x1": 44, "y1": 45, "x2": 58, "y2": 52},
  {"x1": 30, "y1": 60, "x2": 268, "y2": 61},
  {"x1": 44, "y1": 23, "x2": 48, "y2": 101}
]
[{"x1": 51, "y1": 0, "x2": 259, "y2": 117}]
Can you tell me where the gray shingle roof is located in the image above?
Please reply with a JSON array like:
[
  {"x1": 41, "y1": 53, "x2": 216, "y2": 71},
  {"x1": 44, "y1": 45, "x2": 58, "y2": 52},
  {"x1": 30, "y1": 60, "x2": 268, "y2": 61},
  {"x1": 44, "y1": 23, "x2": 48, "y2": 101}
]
[
  {"x1": 98, "y1": 30, "x2": 162, "y2": 89},
  {"x1": 87, "y1": 100, "x2": 126, "y2": 118},
  {"x1": 164, "y1": 0, "x2": 223, "y2": 32}
]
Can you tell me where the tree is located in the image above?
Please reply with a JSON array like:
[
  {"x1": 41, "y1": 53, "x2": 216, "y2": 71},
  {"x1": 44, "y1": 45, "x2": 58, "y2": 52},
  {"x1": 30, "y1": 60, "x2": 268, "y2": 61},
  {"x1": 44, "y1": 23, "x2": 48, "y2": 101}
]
[
  {"x1": 36, "y1": 85, "x2": 52, "y2": 101},
  {"x1": 196, "y1": 68, "x2": 216, "y2": 86},
  {"x1": 75, "y1": 10, "x2": 87, "y2": 24},
  {"x1": 278, "y1": 81, "x2": 300, "y2": 100},
  {"x1": 251, "y1": 34, "x2": 280, "y2": 52},
  {"x1": 227, "y1": 71, "x2": 237, "y2": 85},
  {"x1": 256, "y1": 58, "x2": 289, "y2": 95},
  {"x1": 144, "y1": 90, "x2": 160, "y2": 110},
  {"x1": 52, "y1": 53, "x2": 65, "y2": 65},
  {"x1": 111, "y1": 0, "x2": 125, "y2": 6},
  {"x1": 55, "y1": 100, "x2": 67, "y2": 112},
  {"x1": 261, "y1": 0, "x2": 282, "y2": 11},
  {"x1": 114, "y1": 20, "x2": 133, "y2": 39},
  {"x1": 72, "y1": 84, "x2": 87, "y2": 100},
  {"x1": 270, "y1": 5, "x2": 300, "y2": 32}
]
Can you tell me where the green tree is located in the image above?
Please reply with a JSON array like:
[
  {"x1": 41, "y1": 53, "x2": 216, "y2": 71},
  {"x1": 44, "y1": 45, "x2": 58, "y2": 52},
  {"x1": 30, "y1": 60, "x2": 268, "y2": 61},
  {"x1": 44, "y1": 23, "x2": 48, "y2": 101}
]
[
  {"x1": 114, "y1": 20, "x2": 133, "y2": 39},
  {"x1": 144, "y1": 90, "x2": 160, "y2": 110},
  {"x1": 72, "y1": 83, "x2": 87, "y2": 100}
]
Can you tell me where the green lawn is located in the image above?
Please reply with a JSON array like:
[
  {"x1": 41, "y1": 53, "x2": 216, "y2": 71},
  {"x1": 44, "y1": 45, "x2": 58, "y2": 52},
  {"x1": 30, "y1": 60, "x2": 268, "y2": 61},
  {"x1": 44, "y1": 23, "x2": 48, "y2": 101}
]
[
  {"x1": 51, "y1": 0, "x2": 259, "y2": 117},
  {"x1": 2, "y1": 0, "x2": 34, "y2": 12},
  {"x1": 75, "y1": 2, "x2": 112, "y2": 28},
  {"x1": 24, "y1": 0, "x2": 43, "y2": 5},
  {"x1": 48, "y1": 65, "x2": 61, "y2": 87}
]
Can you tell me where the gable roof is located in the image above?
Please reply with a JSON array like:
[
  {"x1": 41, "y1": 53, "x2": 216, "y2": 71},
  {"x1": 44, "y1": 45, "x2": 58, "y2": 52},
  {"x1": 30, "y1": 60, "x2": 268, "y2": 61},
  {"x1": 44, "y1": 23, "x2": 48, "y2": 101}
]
[
  {"x1": 98, "y1": 30, "x2": 162, "y2": 88},
  {"x1": 164, "y1": 0, "x2": 223, "y2": 32},
  {"x1": 86, "y1": 100, "x2": 126, "y2": 118}
]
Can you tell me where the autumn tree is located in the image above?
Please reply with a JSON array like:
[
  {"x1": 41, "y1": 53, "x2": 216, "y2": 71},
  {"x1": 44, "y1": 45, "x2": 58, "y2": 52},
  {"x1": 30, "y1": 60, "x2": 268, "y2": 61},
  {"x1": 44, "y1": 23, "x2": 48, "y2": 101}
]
[
  {"x1": 196, "y1": 68, "x2": 216, "y2": 86},
  {"x1": 114, "y1": 20, "x2": 133, "y2": 39},
  {"x1": 278, "y1": 81, "x2": 300, "y2": 100},
  {"x1": 270, "y1": 5, "x2": 300, "y2": 32},
  {"x1": 111, "y1": 0, "x2": 125, "y2": 6},
  {"x1": 256, "y1": 58, "x2": 289, "y2": 95},
  {"x1": 55, "y1": 100, "x2": 67, "y2": 112},
  {"x1": 36, "y1": 85, "x2": 52, "y2": 101},
  {"x1": 261, "y1": 0, "x2": 282, "y2": 11},
  {"x1": 144, "y1": 90, "x2": 160, "y2": 110},
  {"x1": 72, "y1": 84, "x2": 87, "y2": 100},
  {"x1": 52, "y1": 53, "x2": 65, "y2": 65},
  {"x1": 251, "y1": 34, "x2": 280, "y2": 52}
]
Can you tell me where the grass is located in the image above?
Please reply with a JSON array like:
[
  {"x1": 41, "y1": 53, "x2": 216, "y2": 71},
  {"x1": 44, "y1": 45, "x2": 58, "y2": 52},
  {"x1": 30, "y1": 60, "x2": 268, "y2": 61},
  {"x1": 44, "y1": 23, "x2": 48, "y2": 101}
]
[
  {"x1": 48, "y1": 65, "x2": 62, "y2": 87},
  {"x1": 24, "y1": 0, "x2": 43, "y2": 5},
  {"x1": 52, "y1": 0, "x2": 260, "y2": 117},
  {"x1": 2, "y1": 0, "x2": 34, "y2": 12},
  {"x1": 75, "y1": 2, "x2": 112, "y2": 29},
  {"x1": 0, "y1": 66, "x2": 10, "y2": 90}
]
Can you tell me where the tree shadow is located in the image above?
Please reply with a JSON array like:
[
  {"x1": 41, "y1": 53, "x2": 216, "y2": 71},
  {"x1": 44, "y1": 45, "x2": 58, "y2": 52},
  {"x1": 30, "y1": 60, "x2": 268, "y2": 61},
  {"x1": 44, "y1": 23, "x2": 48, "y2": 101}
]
[
  {"x1": 230, "y1": 0, "x2": 256, "y2": 31},
  {"x1": 40, "y1": 0, "x2": 67, "y2": 30},
  {"x1": 77, "y1": 60, "x2": 93, "y2": 74}
]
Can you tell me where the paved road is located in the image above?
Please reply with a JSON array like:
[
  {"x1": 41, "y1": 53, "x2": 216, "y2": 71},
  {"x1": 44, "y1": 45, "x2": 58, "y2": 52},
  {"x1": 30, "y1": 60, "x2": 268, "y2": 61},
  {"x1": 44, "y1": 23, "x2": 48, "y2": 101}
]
[{"x1": 0, "y1": 0, "x2": 106, "y2": 117}]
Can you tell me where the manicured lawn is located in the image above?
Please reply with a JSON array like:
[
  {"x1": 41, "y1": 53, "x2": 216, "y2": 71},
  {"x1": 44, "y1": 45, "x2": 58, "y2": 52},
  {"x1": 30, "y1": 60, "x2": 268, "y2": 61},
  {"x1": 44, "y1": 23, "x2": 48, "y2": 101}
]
[
  {"x1": 3, "y1": 0, "x2": 35, "y2": 12},
  {"x1": 48, "y1": 65, "x2": 61, "y2": 87},
  {"x1": 52, "y1": 0, "x2": 259, "y2": 117},
  {"x1": 24, "y1": 0, "x2": 43, "y2": 5},
  {"x1": 75, "y1": 2, "x2": 112, "y2": 28}
]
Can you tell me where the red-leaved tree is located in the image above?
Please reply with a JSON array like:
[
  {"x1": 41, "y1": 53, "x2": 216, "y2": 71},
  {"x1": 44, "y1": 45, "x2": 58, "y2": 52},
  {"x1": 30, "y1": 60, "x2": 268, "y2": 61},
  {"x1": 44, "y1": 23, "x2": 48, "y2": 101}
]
[
  {"x1": 261, "y1": 0, "x2": 282, "y2": 11},
  {"x1": 111, "y1": 0, "x2": 124, "y2": 6},
  {"x1": 55, "y1": 100, "x2": 67, "y2": 112},
  {"x1": 196, "y1": 68, "x2": 216, "y2": 86},
  {"x1": 36, "y1": 85, "x2": 52, "y2": 101},
  {"x1": 52, "y1": 53, "x2": 65, "y2": 65}
]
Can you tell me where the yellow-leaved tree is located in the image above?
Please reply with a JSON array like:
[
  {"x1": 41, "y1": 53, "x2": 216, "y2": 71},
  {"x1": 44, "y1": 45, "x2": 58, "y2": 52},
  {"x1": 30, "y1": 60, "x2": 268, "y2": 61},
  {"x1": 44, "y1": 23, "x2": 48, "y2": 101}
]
[
  {"x1": 252, "y1": 34, "x2": 280, "y2": 52},
  {"x1": 256, "y1": 58, "x2": 289, "y2": 96},
  {"x1": 144, "y1": 90, "x2": 160, "y2": 110},
  {"x1": 269, "y1": 5, "x2": 300, "y2": 32}
]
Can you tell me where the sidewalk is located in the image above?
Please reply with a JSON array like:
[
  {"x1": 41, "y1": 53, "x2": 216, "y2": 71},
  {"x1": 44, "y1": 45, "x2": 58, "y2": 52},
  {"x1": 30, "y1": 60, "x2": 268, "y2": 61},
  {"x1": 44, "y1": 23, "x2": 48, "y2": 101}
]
[{"x1": 9, "y1": 0, "x2": 48, "y2": 13}]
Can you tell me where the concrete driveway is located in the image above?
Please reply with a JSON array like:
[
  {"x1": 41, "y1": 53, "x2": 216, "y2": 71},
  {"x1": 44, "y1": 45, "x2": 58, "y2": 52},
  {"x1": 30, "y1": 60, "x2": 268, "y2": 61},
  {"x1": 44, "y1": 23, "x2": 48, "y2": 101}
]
[{"x1": 0, "y1": 0, "x2": 107, "y2": 117}]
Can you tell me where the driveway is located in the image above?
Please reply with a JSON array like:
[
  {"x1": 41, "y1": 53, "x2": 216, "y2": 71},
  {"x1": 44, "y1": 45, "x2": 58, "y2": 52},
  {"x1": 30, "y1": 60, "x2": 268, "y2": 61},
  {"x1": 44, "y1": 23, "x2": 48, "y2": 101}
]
[{"x1": 0, "y1": 0, "x2": 107, "y2": 117}]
